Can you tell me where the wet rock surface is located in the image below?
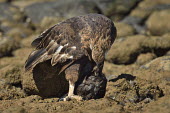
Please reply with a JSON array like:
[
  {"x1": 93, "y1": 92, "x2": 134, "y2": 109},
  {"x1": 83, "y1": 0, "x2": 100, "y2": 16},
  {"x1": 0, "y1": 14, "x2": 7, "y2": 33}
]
[{"x1": 0, "y1": 0, "x2": 170, "y2": 113}]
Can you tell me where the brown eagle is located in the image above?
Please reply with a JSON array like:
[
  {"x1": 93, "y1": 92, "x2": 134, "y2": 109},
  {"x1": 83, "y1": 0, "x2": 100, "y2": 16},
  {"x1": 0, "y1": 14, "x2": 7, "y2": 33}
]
[{"x1": 25, "y1": 14, "x2": 117, "y2": 101}]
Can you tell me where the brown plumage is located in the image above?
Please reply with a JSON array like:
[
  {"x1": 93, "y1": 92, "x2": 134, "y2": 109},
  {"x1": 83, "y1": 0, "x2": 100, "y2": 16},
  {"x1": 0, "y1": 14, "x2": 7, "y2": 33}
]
[{"x1": 25, "y1": 14, "x2": 117, "y2": 100}]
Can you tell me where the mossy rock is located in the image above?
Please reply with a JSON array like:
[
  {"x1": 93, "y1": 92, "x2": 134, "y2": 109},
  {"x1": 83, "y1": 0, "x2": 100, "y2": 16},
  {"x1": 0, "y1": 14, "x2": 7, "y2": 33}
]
[
  {"x1": 115, "y1": 22, "x2": 135, "y2": 38},
  {"x1": 106, "y1": 34, "x2": 170, "y2": 64},
  {"x1": 95, "y1": 0, "x2": 140, "y2": 21},
  {"x1": 0, "y1": 85, "x2": 26, "y2": 100},
  {"x1": 106, "y1": 74, "x2": 164, "y2": 106},
  {"x1": 0, "y1": 64, "x2": 22, "y2": 85},
  {"x1": 135, "y1": 53, "x2": 156, "y2": 65},
  {"x1": 146, "y1": 9, "x2": 170, "y2": 36},
  {"x1": 130, "y1": 0, "x2": 170, "y2": 20},
  {"x1": 141, "y1": 56, "x2": 170, "y2": 72},
  {"x1": 0, "y1": 37, "x2": 20, "y2": 57}
]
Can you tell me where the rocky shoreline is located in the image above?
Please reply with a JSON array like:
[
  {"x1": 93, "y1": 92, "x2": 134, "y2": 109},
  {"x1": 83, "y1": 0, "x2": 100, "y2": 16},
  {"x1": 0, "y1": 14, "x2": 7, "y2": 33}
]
[{"x1": 0, "y1": 0, "x2": 170, "y2": 113}]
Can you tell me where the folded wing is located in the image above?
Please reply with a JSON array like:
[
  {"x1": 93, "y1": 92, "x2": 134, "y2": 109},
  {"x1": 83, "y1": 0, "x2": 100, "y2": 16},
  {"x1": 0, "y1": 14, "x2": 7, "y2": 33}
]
[{"x1": 25, "y1": 24, "x2": 85, "y2": 72}]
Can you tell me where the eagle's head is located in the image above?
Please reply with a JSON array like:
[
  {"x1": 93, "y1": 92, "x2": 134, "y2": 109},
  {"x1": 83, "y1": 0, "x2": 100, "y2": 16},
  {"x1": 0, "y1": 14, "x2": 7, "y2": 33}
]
[
  {"x1": 92, "y1": 46, "x2": 105, "y2": 63},
  {"x1": 90, "y1": 36, "x2": 113, "y2": 75},
  {"x1": 92, "y1": 45, "x2": 105, "y2": 75}
]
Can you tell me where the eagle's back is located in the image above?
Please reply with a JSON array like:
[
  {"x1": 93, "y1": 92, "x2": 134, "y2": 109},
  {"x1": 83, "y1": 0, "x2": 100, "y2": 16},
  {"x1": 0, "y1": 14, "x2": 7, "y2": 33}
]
[{"x1": 25, "y1": 14, "x2": 116, "y2": 71}]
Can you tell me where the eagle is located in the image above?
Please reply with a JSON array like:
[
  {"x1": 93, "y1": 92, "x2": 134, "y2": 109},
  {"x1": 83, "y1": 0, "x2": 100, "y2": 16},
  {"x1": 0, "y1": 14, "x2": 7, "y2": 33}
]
[{"x1": 25, "y1": 14, "x2": 117, "y2": 101}]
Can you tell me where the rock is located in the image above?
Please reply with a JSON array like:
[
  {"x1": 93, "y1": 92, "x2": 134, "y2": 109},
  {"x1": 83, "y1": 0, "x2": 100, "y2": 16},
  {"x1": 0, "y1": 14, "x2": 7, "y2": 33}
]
[
  {"x1": 0, "y1": 79, "x2": 8, "y2": 90},
  {"x1": 0, "y1": 0, "x2": 5, "y2": 3},
  {"x1": 39, "y1": 17, "x2": 64, "y2": 31},
  {"x1": 121, "y1": 16, "x2": 142, "y2": 25},
  {"x1": 106, "y1": 74, "x2": 164, "y2": 106},
  {"x1": 0, "y1": 20, "x2": 17, "y2": 33},
  {"x1": 103, "y1": 62, "x2": 136, "y2": 78},
  {"x1": 6, "y1": 27, "x2": 33, "y2": 39},
  {"x1": 166, "y1": 50, "x2": 170, "y2": 56},
  {"x1": 0, "y1": 37, "x2": 20, "y2": 58},
  {"x1": 141, "y1": 56, "x2": 170, "y2": 72},
  {"x1": 0, "y1": 83, "x2": 26, "y2": 100},
  {"x1": 106, "y1": 34, "x2": 170, "y2": 64},
  {"x1": 0, "y1": 2, "x2": 23, "y2": 22},
  {"x1": 21, "y1": 35, "x2": 37, "y2": 47},
  {"x1": 0, "y1": 64, "x2": 22, "y2": 85},
  {"x1": 106, "y1": 35, "x2": 145, "y2": 64},
  {"x1": 130, "y1": 0, "x2": 170, "y2": 20},
  {"x1": 146, "y1": 9, "x2": 170, "y2": 36},
  {"x1": 0, "y1": 49, "x2": 28, "y2": 70},
  {"x1": 94, "y1": 0, "x2": 141, "y2": 21},
  {"x1": 24, "y1": 0, "x2": 101, "y2": 24},
  {"x1": 0, "y1": 19, "x2": 34, "y2": 40},
  {"x1": 2, "y1": 106, "x2": 26, "y2": 113},
  {"x1": 115, "y1": 22, "x2": 136, "y2": 38},
  {"x1": 13, "y1": 48, "x2": 33, "y2": 58},
  {"x1": 136, "y1": 53, "x2": 156, "y2": 65},
  {"x1": 121, "y1": 16, "x2": 146, "y2": 34},
  {"x1": 142, "y1": 96, "x2": 170, "y2": 113}
]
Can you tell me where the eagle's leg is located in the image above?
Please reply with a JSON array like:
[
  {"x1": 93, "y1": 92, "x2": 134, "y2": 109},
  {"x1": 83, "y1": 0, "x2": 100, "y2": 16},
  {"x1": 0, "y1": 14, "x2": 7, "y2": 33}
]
[{"x1": 61, "y1": 63, "x2": 83, "y2": 101}]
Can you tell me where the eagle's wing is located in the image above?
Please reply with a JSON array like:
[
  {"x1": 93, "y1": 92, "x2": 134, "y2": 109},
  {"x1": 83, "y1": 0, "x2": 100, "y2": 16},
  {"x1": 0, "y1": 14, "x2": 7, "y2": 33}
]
[{"x1": 25, "y1": 23, "x2": 85, "y2": 71}]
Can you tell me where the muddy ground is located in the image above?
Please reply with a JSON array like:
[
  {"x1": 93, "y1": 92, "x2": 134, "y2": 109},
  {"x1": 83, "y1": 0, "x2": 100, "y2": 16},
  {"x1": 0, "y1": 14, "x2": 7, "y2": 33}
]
[{"x1": 0, "y1": 0, "x2": 170, "y2": 113}]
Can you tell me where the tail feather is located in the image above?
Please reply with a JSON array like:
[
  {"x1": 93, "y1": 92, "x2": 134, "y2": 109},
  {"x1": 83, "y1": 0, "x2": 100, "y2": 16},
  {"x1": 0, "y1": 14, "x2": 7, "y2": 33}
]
[{"x1": 25, "y1": 49, "x2": 50, "y2": 71}]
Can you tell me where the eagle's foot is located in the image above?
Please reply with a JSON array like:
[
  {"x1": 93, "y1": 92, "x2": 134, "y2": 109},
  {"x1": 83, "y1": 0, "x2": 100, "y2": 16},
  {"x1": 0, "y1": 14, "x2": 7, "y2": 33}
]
[{"x1": 59, "y1": 95, "x2": 83, "y2": 101}]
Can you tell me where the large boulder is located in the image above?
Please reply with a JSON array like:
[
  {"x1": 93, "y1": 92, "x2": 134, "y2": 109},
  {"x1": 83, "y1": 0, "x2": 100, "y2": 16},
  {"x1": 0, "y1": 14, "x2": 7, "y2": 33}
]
[
  {"x1": 146, "y1": 9, "x2": 170, "y2": 36},
  {"x1": 94, "y1": 0, "x2": 142, "y2": 21},
  {"x1": 115, "y1": 22, "x2": 136, "y2": 38},
  {"x1": 141, "y1": 56, "x2": 170, "y2": 72},
  {"x1": 130, "y1": 0, "x2": 170, "y2": 20},
  {"x1": 106, "y1": 34, "x2": 170, "y2": 64},
  {"x1": 135, "y1": 53, "x2": 156, "y2": 65}
]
